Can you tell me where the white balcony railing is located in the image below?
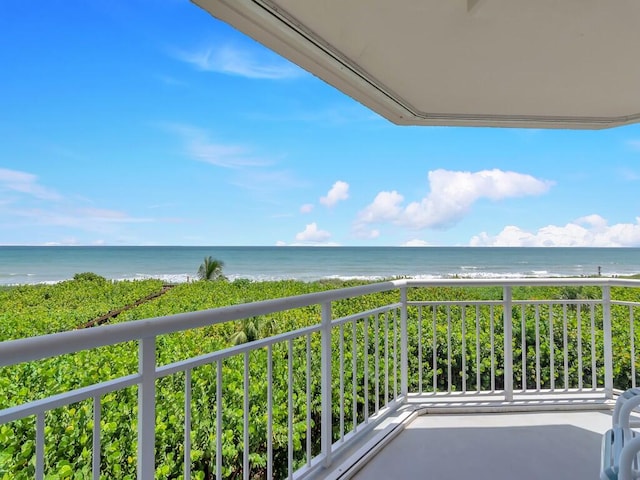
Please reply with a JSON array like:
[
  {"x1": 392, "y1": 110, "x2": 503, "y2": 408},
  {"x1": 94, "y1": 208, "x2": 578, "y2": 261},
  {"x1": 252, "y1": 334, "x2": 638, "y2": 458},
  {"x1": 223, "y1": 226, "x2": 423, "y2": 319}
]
[{"x1": 1, "y1": 278, "x2": 639, "y2": 479}]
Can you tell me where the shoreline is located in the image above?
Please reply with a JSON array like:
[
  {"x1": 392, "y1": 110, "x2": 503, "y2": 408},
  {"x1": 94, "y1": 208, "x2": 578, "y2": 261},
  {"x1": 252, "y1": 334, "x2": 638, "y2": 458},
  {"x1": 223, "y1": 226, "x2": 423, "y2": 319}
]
[{"x1": 2, "y1": 271, "x2": 638, "y2": 289}]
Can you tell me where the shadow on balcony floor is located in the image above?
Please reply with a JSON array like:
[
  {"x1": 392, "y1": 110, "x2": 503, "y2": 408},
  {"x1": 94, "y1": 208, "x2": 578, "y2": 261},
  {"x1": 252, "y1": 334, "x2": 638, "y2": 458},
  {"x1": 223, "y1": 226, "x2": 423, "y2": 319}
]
[{"x1": 350, "y1": 411, "x2": 610, "y2": 480}]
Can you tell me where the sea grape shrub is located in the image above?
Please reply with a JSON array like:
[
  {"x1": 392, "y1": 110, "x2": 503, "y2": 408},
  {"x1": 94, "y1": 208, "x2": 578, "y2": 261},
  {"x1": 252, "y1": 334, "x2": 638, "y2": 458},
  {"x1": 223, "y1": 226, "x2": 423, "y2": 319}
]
[
  {"x1": 72, "y1": 272, "x2": 107, "y2": 283},
  {"x1": 0, "y1": 279, "x2": 164, "y2": 341}
]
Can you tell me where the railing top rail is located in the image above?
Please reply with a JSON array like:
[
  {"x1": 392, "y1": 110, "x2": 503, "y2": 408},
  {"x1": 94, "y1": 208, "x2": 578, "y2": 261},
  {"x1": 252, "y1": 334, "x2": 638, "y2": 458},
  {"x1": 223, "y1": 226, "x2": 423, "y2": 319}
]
[
  {"x1": 403, "y1": 277, "x2": 640, "y2": 288},
  {"x1": 2, "y1": 277, "x2": 639, "y2": 367}
]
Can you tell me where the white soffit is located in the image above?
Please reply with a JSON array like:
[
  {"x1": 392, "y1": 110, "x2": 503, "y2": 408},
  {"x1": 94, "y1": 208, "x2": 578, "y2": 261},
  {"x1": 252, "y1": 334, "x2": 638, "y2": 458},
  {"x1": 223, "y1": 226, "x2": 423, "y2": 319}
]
[{"x1": 192, "y1": 0, "x2": 640, "y2": 129}]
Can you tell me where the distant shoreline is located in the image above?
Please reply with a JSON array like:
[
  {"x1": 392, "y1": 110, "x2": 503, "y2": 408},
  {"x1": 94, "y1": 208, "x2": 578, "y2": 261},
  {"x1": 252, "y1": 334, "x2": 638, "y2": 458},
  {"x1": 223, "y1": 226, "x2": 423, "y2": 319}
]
[{"x1": 2, "y1": 272, "x2": 640, "y2": 291}]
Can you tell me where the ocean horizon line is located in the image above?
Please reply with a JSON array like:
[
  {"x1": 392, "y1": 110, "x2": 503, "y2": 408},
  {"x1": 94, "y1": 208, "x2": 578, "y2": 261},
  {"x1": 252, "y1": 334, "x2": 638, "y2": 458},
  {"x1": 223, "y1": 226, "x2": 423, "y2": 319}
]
[{"x1": 2, "y1": 245, "x2": 640, "y2": 249}]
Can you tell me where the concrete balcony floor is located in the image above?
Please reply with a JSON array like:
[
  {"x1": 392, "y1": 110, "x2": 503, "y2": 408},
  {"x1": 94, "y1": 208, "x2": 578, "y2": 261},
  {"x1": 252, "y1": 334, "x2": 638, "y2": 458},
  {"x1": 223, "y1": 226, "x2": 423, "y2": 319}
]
[{"x1": 324, "y1": 395, "x2": 617, "y2": 480}]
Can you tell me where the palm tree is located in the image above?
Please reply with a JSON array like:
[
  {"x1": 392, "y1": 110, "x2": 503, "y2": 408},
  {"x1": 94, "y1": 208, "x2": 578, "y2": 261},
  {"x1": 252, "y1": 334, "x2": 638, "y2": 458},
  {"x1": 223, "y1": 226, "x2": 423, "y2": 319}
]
[
  {"x1": 557, "y1": 285, "x2": 598, "y2": 311},
  {"x1": 229, "y1": 315, "x2": 277, "y2": 346},
  {"x1": 197, "y1": 256, "x2": 226, "y2": 281}
]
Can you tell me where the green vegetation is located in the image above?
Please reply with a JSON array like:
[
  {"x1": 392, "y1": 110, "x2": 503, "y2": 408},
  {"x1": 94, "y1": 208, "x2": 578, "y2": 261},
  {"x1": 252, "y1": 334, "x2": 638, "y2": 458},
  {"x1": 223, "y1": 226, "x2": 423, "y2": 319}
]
[
  {"x1": 72, "y1": 272, "x2": 108, "y2": 283},
  {"x1": 0, "y1": 279, "x2": 639, "y2": 479},
  {"x1": 0, "y1": 276, "x2": 164, "y2": 341}
]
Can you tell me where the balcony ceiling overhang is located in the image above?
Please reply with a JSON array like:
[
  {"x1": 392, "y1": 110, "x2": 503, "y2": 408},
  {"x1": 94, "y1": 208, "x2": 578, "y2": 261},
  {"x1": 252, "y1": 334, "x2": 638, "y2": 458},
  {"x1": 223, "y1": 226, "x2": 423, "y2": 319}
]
[{"x1": 193, "y1": 0, "x2": 640, "y2": 129}]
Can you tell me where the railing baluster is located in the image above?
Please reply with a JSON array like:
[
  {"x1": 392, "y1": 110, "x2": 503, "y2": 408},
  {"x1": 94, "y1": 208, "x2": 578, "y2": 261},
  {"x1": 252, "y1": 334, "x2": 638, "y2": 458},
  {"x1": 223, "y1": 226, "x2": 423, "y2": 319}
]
[
  {"x1": 384, "y1": 311, "x2": 389, "y2": 402},
  {"x1": 418, "y1": 305, "x2": 423, "y2": 394},
  {"x1": 603, "y1": 285, "x2": 613, "y2": 397},
  {"x1": 476, "y1": 305, "x2": 481, "y2": 393},
  {"x1": 433, "y1": 306, "x2": 438, "y2": 393},
  {"x1": 320, "y1": 301, "x2": 332, "y2": 467},
  {"x1": 631, "y1": 306, "x2": 636, "y2": 388},
  {"x1": 549, "y1": 306, "x2": 555, "y2": 391},
  {"x1": 267, "y1": 345, "x2": 273, "y2": 478},
  {"x1": 93, "y1": 395, "x2": 101, "y2": 480},
  {"x1": 490, "y1": 305, "x2": 495, "y2": 392},
  {"x1": 393, "y1": 310, "x2": 398, "y2": 399},
  {"x1": 400, "y1": 287, "x2": 408, "y2": 398},
  {"x1": 590, "y1": 304, "x2": 597, "y2": 390},
  {"x1": 521, "y1": 304, "x2": 526, "y2": 392},
  {"x1": 184, "y1": 369, "x2": 192, "y2": 480},
  {"x1": 216, "y1": 359, "x2": 222, "y2": 479},
  {"x1": 244, "y1": 351, "x2": 250, "y2": 480},
  {"x1": 503, "y1": 287, "x2": 513, "y2": 401},
  {"x1": 535, "y1": 306, "x2": 541, "y2": 391},
  {"x1": 364, "y1": 317, "x2": 369, "y2": 423},
  {"x1": 352, "y1": 319, "x2": 358, "y2": 432},
  {"x1": 306, "y1": 333, "x2": 312, "y2": 465},
  {"x1": 36, "y1": 411, "x2": 45, "y2": 480},
  {"x1": 562, "y1": 304, "x2": 569, "y2": 390},
  {"x1": 339, "y1": 324, "x2": 345, "y2": 441},
  {"x1": 138, "y1": 337, "x2": 156, "y2": 480},
  {"x1": 288, "y1": 339, "x2": 294, "y2": 479},
  {"x1": 461, "y1": 305, "x2": 467, "y2": 393},
  {"x1": 447, "y1": 305, "x2": 452, "y2": 393},
  {"x1": 374, "y1": 312, "x2": 380, "y2": 413},
  {"x1": 577, "y1": 303, "x2": 583, "y2": 391}
]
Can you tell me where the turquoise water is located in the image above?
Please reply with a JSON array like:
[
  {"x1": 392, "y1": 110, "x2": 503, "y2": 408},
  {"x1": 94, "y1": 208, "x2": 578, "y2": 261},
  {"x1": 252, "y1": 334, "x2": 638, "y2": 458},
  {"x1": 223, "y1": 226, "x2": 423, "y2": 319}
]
[{"x1": 1, "y1": 246, "x2": 640, "y2": 285}]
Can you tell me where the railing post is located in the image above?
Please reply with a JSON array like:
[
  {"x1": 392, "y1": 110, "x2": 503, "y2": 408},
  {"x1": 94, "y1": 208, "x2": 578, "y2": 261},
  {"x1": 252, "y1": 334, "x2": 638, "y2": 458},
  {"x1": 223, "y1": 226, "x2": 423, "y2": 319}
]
[
  {"x1": 602, "y1": 285, "x2": 614, "y2": 398},
  {"x1": 321, "y1": 301, "x2": 333, "y2": 467},
  {"x1": 138, "y1": 337, "x2": 156, "y2": 480},
  {"x1": 400, "y1": 286, "x2": 408, "y2": 398},
  {"x1": 503, "y1": 286, "x2": 513, "y2": 401}
]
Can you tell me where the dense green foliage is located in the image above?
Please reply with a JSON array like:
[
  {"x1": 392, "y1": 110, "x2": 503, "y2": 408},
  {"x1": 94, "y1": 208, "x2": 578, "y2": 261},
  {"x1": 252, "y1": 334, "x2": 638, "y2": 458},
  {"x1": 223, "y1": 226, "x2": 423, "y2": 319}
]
[
  {"x1": 0, "y1": 277, "x2": 164, "y2": 341},
  {"x1": 72, "y1": 272, "x2": 108, "y2": 283},
  {"x1": 0, "y1": 280, "x2": 639, "y2": 479}
]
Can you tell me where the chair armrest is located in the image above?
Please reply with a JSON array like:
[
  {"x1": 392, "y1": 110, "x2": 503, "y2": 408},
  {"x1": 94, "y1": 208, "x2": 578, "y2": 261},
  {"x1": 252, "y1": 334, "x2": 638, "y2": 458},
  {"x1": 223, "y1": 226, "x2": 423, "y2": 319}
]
[{"x1": 614, "y1": 388, "x2": 640, "y2": 428}]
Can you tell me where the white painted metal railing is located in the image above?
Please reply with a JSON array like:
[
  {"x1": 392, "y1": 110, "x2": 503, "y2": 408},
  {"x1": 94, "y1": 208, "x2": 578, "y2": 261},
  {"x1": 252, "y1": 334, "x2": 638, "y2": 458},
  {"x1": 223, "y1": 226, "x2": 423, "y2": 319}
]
[{"x1": 1, "y1": 278, "x2": 639, "y2": 479}]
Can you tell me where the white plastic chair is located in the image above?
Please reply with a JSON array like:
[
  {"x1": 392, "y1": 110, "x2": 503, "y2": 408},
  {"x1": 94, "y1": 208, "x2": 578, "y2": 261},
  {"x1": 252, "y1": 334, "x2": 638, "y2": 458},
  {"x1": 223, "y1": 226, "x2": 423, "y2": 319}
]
[{"x1": 601, "y1": 389, "x2": 640, "y2": 480}]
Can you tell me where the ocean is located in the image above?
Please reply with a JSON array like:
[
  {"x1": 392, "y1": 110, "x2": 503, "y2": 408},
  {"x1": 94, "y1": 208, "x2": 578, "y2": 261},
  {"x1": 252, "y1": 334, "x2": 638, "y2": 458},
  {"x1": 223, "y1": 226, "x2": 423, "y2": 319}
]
[{"x1": 1, "y1": 246, "x2": 640, "y2": 286}]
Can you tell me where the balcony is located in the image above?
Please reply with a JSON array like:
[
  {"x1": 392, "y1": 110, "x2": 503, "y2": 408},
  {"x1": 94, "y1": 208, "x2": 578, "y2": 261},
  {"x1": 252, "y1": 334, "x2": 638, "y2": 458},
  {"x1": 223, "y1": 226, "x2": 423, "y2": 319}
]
[{"x1": 1, "y1": 278, "x2": 639, "y2": 479}]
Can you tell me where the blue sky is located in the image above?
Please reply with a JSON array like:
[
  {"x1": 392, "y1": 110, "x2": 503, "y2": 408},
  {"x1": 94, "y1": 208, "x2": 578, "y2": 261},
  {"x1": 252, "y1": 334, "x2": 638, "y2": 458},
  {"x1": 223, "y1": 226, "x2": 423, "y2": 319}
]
[{"x1": 1, "y1": 1, "x2": 639, "y2": 247}]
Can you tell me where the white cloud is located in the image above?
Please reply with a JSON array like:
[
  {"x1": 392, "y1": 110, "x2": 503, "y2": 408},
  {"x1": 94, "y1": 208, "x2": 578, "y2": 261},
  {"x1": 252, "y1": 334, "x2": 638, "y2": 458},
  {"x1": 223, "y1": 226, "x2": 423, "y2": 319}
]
[
  {"x1": 352, "y1": 225, "x2": 381, "y2": 239},
  {"x1": 173, "y1": 45, "x2": 303, "y2": 80},
  {"x1": 619, "y1": 167, "x2": 640, "y2": 181},
  {"x1": 155, "y1": 74, "x2": 187, "y2": 87},
  {"x1": 168, "y1": 125, "x2": 268, "y2": 168},
  {"x1": 355, "y1": 169, "x2": 552, "y2": 231},
  {"x1": 295, "y1": 222, "x2": 331, "y2": 243},
  {"x1": 403, "y1": 169, "x2": 552, "y2": 229},
  {"x1": 367, "y1": 229, "x2": 380, "y2": 239},
  {"x1": 0, "y1": 172, "x2": 173, "y2": 245},
  {"x1": 230, "y1": 169, "x2": 306, "y2": 193},
  {"x1": 6, "y1": 206, "x2": 153, "y2": 229},
  {"x1": 300, "y1": 203, "x2": 314, "y2": 214},
  {"x1": 320, "y1": 181, "x2": 349, "y2": 207},
  {"x1": 628, "y1": 140, "x2": 640, "y2": 151},
  {"x1": 470, "y1": 214, "x2": 640, "y2": 247},
  {"x1": 189, "y1": 142, "x2": 261, "y2": 168},
  {"x1": 0, "y1": 168, "x2": 62, "y2": 201},
  {"x1": 403, "y1": 239, "x2": 430, "y2": 247},
  {"x1": 356, "y1": 191, "x2": 404, "y2": 223},
  {"x1": 168, "y1": 124, "x2": 307, "y2": 200},
  {"x1": 75, "y1": 208, "x2": 153, "y2": 224}
]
